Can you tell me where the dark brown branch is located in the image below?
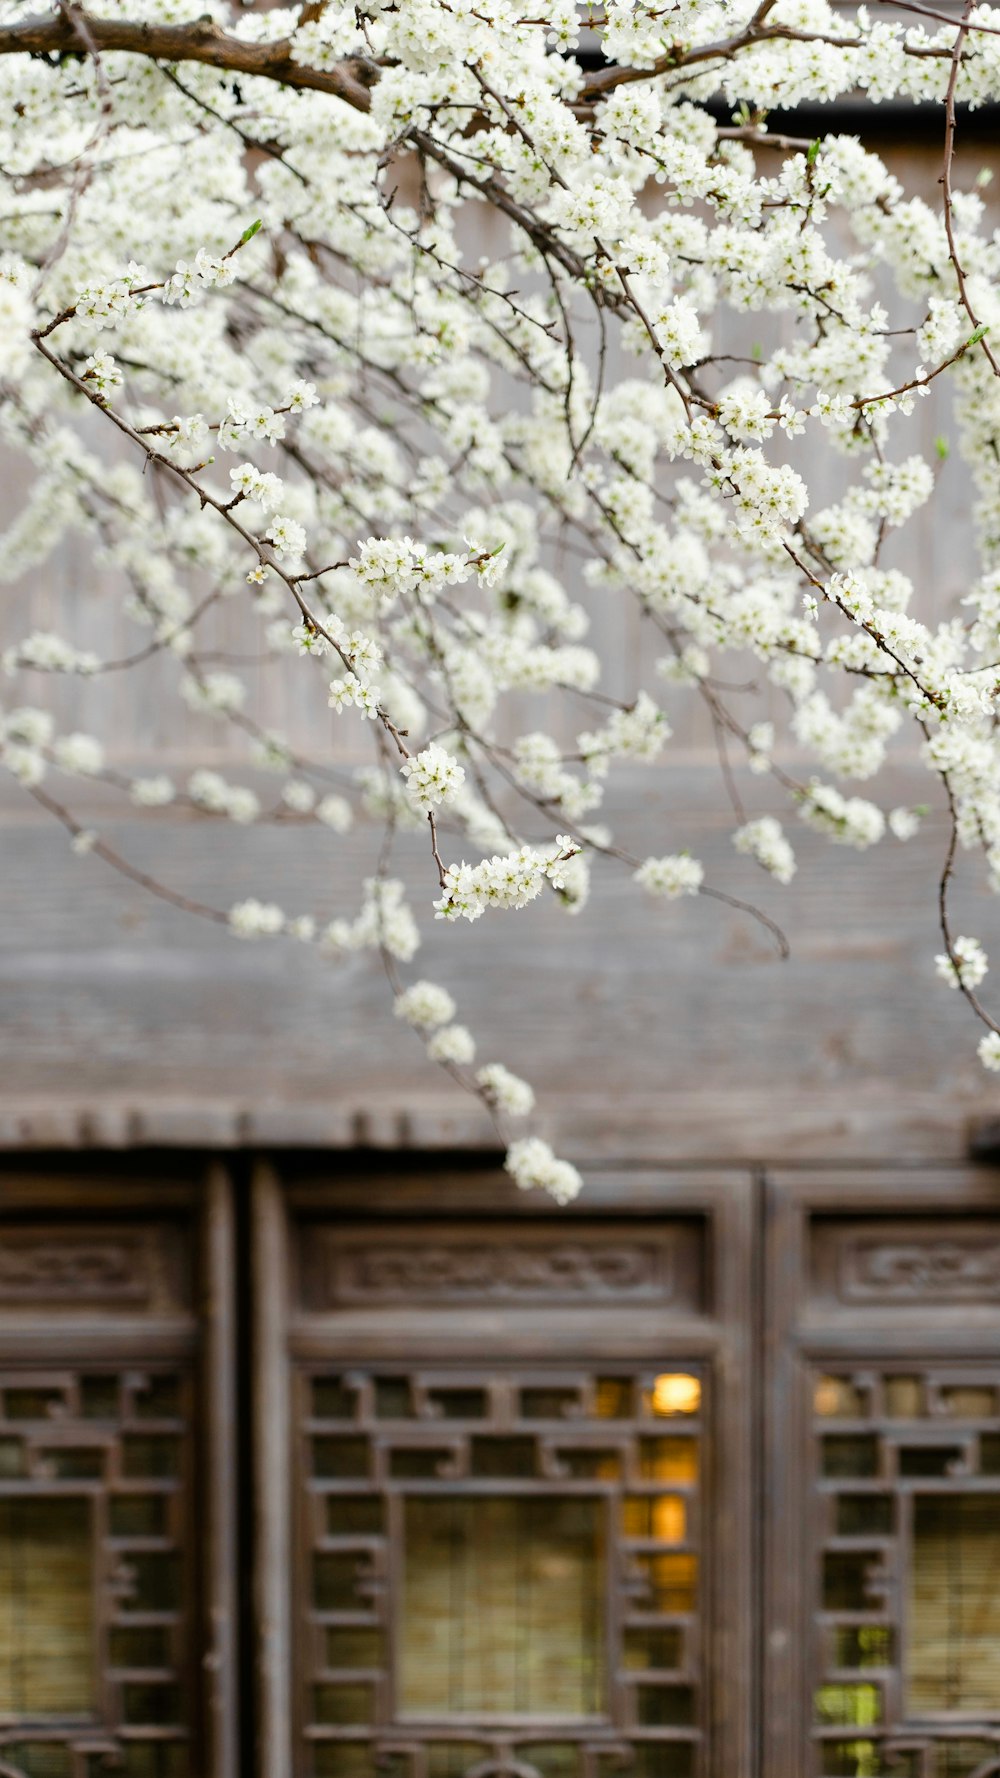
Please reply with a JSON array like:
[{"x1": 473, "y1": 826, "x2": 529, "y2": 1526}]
[{"x1": 0, "y1": 6, "x2": 375, "y2": 106}]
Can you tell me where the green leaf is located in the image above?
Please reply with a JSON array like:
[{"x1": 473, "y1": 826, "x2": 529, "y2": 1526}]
[
  {"x1": 967, "y1": 323, "x2": 989, "y2": 346},
  {"x1": 935, "y1": 435, "x2": 950, "y2": 461},
  {"x1": 807, "y1": 138, "x2": 821, "y2": 165},
  {"x1": 239, "y1": 218, "x2": 263, "y2": 245}
]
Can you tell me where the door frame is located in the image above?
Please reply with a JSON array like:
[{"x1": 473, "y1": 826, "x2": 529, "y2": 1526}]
[{"x1": 251, "y1": 1159, "x2": 758, "y2": 1778}]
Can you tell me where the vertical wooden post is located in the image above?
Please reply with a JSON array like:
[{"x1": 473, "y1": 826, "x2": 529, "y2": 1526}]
[
  {"x1": 202, "y1": 1162, "x2": 239, "y2": 1778},
  {"x1": 252, "y1": 1161, "x2": 292, "y2": 1778}
]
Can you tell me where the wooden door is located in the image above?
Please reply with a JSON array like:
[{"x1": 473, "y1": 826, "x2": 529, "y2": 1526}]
[
  {"x1": 0, "y1": 1165, "x2": 237, "y2": 1778},
  {"x1": 253, "y1": 1164, "x2": 756, "y2": 1778},
  {"x1": 764, "y1": 1169, "x2": 1000, "y2": 1778}
]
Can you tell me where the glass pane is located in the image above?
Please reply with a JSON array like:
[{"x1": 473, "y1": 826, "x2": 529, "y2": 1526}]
[
  {"x1": 832, "y1": 1627, "x2": 893, "y2": 1670},
  {"x1": 313, "y1": 1748, "x2": 374, "y2": 1778},
  {"x1": 313, "y1": 1438, "x2": 368, "y2": 1479},
  {"x1": 425, "y1": 1746, "x2": 488, "y2": 1778},
  {"x1": 645, "y1": 1375, "x2": 701, "y2": 1418},
  {"x1": 2, "y1": 1748, "x2": 73, "y2": 1778},
  {"x1": 0, "y1": 1440, "x2": 24, "y2": 1477},
  {"x1": 909, "y1": 1494, "x2": 1000, "y2": 1711},
  {"x1": 312, "y1": 1378, "x2": 356, "y2": 1420},
  {"x1": 594, "y1": 1378, "x2": 632, "y2": 1419},
  {"x1": 883, "y1": 1376, "x2": 922, "y2": 1418},
  {"x1": 109, "y1": 1625, "x2": 170, "y2": 1669},
  {"x1": 633, "y1": 1553, "x2": 697, "y2": 1614},
  {"x1": 836, "y1": 1496, "x2": 893, "y2": 1537},
  {"x1": 427, "y1": 1389, "x2": 486, "y2": 1420},
  {"x1": 326, "y1": 1627, "x2": 383, "y2": 1670},
  {"x1": 390, "y1": 1449, "x2": 454, "y2": 1479},
  {"x1": 623, "y1": 1627, "x2": 684, "y2": 1671},
  {"x1": 0, "y1": 1497, "x2": 93, "y2": 1713},
  {"x1": 814, "y1": 1683, "x2": 882, "y2": 1727},
  {"x1": 821, "y1": 1437, "x2": 878, "y2": 1479},
  {"x1": 80, "y1": 1376, "x2": 119, "y2": 1418},
  {"x1": 635, "y1": 1683, "x2": 694, "y2": 1725},
  {"x1": 520, "y1": 1746, "x2": 579, "y2": 1778},
  {"x1": 622, "y1": 1496, "x2": 687, "y2": 1541},
  {"x1": 327, "y1": 1495, "x2": 382, "y2": 1536},
  {"x1": 469, "y1": 1438, "x2": 536, "y2": 1477},
  {"x1": 521, "y1": 1389, "x2": 579, "y2": 1419},
  {"x1": 940, "y1": 1386, "x2": 996, "y2": 1418},
  {"x1": 625, "y1": 1746, "x2": 694, "y2": 1778},
  {"x1": 638, "y1": 1439, "x2": 698, "y2": 1483},
  {"x1": 313, "y1": 1682, "x2": 373, "y2": 1724},
  {"x1": 110, "y1": 1495, "x2": 168, "y2": 1537},
  {"x1": 556, "y1": 1449, "x2": 621, "y2": 1482},
  {"x1": 4, "y1": 1390, "x2": 63, "y2": 1421},
  {"x1": 374, "y1": 1377, "x2": 412, "y2": 1419},
  {"x1": 401, "y1": 1496, "x2": 605, "y2": 1716},
  {"x1": 824, "y1": 1553, "x2": 878, "y2": 1612},
  {"x1": 133, "y1": 1377, "x2": 181, "y2": 1419},
  {"x1": 898, "y1": 1446, "x2": 962, "y2": 1477},
  {"x1": 121, "y1": 1436, "x2": 179, "y2": 1479},
  {"x1": 314, "y1": 1552, "x2": 373, "y2": 1612},
  {"x1": 815, "y1": 1378, "x2": 866, "y2": 1419}
]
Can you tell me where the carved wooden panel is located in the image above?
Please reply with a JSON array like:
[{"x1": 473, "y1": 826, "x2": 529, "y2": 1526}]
[
  {"x1": 0, "y1": 1225, "x2": 191, "y2": 1315},
  {"x1": 807, "y1": 1364, "x2": 1000, "y2": 1777},
  {"x1": 0, "y1": 1363, "x2": 197, "y2": 1778},
  {"x1": 810, "y1": 1220, "x2": 1000, "y2": 1314},
  {"x1": 300, "y1": 1222, "x2": 702, "y2": 1314},
  {"x1": 294, "y1": 1362, "x2": 706, "y2": 1778}
]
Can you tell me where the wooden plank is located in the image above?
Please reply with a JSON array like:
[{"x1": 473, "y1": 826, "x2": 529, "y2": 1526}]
[
  {"x1": 251, "y1": 1162, "x2": 292, "y2": 1778},
  {"x1": 202, "y1": 1163, "x2": 239, "y2": 1778}
]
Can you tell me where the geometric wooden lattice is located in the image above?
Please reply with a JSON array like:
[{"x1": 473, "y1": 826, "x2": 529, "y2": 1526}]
[
  {"x1": 812, "y1": 1366, "x2": 1000, "y2": 1778},
  {"x1": 296, "y1": 1364, "x2": 705, "y2": 1778},
  {"x1": 0, "y1": 1367, "x2": 195, "y2": 1778}
]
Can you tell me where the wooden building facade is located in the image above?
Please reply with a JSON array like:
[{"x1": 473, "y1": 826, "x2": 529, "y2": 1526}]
[{"x1": 3, "y1": 110, "x2": 1000, "y2": 1778}]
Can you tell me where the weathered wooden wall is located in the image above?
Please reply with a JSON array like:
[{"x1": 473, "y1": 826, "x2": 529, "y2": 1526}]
[{"x1": 2, "y1": 137, "x2": 999, "y2": 1161}]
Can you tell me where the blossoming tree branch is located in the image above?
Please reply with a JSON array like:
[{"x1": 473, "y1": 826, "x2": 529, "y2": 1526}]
[{"x1": 2, "y1": 0, "x2": 1000, "y2": 1198}]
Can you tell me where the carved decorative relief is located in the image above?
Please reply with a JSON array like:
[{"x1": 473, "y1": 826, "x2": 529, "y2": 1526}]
[
  {"x1": 326, "y1": 1238, "x2": 673, "y2": 1304},
  {"x1": 0, "y1": 1238, "x2": 148, "y2": 1302},
  {"x1": 840, "y1": 1239, "x2": 1000, "y2": 1303},
  {"x1": 0, "y1": 1224, "x2": 189, "y2": 1311}
]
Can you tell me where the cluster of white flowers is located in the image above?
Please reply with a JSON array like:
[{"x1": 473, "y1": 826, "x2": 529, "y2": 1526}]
[
  {"x1": 504, "y1": 1138, "x2": 582, "y2": 1206},
  {"x1": 394, "y1": 980, "x2": 456, "y2": 1030},
  {"x1": 4, "y1": 0, "x2": 1000, "y2": 1156},
  {"x1": 476, "y1": 1063, "x2": 535, "y2": 1118},
  {"x1": 435, "y1": 838, "x2": 579, "y2": 922},
  {"x1": 634, "y1": 855, "x2": 704, "y2": 899},
  {"x1": 229, "y1": 898, "x2": 285, "y2": 939},
  {"x1": 321, "y1": 878, "x2": 419, "y2": 963},
  {"x1": 936, "y1": 936, "x2": 989, "y2": 993},
  {"x1": 188, "y1": 770, "x2": 260, "y2": 825},
  {"x1": 733, "y1": 818, "x2": 797, "y2": 887},
  {"x1": 3, "y1": 632, "x2": 99, "y2": 676},
  {"x1": 400, "y1": 743, "x2": 466, "y2": 812}
]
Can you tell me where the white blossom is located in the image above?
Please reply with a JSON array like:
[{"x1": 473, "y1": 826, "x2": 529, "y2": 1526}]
[
  {"x1": 426, "y1": 1023, "x2": 476, "y2": 1065},
  {"x1": 476, "y1": 1063, "x2": 535, "y2": 1117},
  {"x1": 229, "y1": 899, "x2": 285, "y2": 938},
  {"x1": 504, "y1": 1138, "x2": 582, "y2": 1206},
  {"x1": 634, "y1": 855, "x2": 704, "y2": 899},
  {"x1": 400, "y1": 743, "x2": 466, "y2": 812},
  {"x1": 394, "y1": 980, "x2": 457, "y2": 1030},
  {"x1": 935, "y1": 936, "x2": 988, "y2": 992}
]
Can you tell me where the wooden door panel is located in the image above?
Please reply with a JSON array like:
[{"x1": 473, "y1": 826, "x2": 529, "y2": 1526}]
[
  {"x1": 255, "y1": 1166, "x2": 755, "y2": 1778},
  {"x1": 0, "y1": 1168, "x2": 237, "y2": 1778},
  {"x1": 765, "y1": 1170, "x2": 1000, "y2": 1778}
]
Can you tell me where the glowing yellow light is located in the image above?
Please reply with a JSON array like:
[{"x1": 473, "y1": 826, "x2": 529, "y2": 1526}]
[
  {"x1": 814, "y1": 1377, "x2": 844, "y2": 1417},
  {"x1": 650, "y1": 1373, "x2": 701, "y2": 1417},
  {"x1": 651, "y1": 1495, "x2": 687, "y2": 1542}
]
